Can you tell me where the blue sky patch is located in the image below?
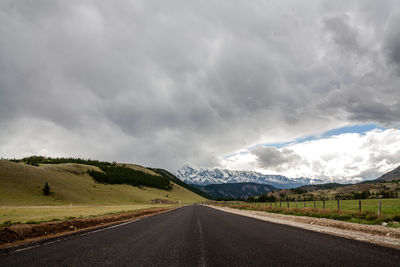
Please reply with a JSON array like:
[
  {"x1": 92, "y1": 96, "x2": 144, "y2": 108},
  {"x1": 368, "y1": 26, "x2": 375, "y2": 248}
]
[
  {"x1": 223, "y1": 124, "x2": 385, "y2": 159},
  {"x1": 321, "y1": 124, "x2": 384, "y2": 138}
]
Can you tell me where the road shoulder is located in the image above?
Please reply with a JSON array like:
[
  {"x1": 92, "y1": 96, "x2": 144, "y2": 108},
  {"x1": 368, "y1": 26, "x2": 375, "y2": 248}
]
[
  {"x1": 207, "y1": 204, "x2": 400, "y2": 250},
  {"x1": 0, "y1": 206, "x2": 177, "y2": 252}
]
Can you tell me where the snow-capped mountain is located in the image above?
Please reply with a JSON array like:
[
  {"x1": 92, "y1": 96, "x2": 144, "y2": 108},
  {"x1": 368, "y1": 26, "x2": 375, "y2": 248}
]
[{"x1": 175, "y1": 165, "x2": 359, "y2": 189}]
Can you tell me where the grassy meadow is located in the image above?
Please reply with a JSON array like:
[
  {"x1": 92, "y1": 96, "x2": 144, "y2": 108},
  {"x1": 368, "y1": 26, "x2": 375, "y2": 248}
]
[
  {"x1": 261, "y1": 198, "x2": 400, "y2": 215},
  {"x1": 216, "y1": 198, "x2": 400, "y2": 226},
  {"x1": 0, "y1": 160, "x2": 205, "y2": 225},
  {"x1": 0, "y1": 204, "x2": 171, "y2": 225}
]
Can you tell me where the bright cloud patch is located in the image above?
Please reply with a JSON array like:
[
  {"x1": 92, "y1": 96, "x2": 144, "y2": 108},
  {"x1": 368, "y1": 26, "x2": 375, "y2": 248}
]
[{"x1": 220, "y1": 128, "x2": 400, "y2": 182}]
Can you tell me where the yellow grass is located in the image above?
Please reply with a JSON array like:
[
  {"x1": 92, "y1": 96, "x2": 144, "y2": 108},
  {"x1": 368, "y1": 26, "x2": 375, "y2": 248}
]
[
  {"x1": 0, "y1": 204, "x2": 171, "y2": 224},
  {"x1": 0, "y1": 160, "x2": 204, "y2": 205},
  {"x1": 0, "y1": 160, "x2": 205, "y2": 224}
]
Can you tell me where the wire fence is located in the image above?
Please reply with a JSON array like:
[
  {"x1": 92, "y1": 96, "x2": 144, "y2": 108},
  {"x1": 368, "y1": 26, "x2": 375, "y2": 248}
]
[{"x1": 204, "y1": 198, "x2": 400, "y2": 217}]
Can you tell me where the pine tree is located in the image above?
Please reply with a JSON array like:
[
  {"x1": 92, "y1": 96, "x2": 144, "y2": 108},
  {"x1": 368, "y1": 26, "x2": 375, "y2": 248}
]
[{"x1": 42, "y1": 182, "x2": 51, "y2": 196}]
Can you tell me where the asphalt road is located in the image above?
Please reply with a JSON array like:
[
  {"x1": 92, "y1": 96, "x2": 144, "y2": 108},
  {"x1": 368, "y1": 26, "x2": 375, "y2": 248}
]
[{"x1": 1, "y1": 205, "x2": 400, "y2": 266}]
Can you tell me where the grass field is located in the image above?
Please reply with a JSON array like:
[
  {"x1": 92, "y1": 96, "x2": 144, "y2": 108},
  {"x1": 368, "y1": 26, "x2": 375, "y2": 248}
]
[
  {"x1": 216, "y1": 198, "x2": 400, "y2": 225},
  {"x1": 269, "y1": 181, "x2": 400, "y2": 200},
  {"x1": 256, "y1": 198, "x2": 400, "y2": 215},
  {"x1": 0, "y1": 160, "x2": 205, "y2": 205},
  {"x1": 0, "y1": 204, "x2": 172, "y2": 225},
  {"x1": 0, "y1": 160, "x2": 205, "y2": 225}
]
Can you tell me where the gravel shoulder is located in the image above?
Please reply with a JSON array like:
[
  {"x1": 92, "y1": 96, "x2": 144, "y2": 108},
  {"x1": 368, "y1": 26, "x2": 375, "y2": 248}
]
[{"x1": 208, "y1": 205, "x2": 400, "y2": 250}]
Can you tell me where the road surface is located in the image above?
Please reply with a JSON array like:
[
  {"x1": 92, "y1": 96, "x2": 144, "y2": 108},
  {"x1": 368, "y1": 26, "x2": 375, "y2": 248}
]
[{"x1": 1, "y1": 205, "x2": 399, "y2": 266}]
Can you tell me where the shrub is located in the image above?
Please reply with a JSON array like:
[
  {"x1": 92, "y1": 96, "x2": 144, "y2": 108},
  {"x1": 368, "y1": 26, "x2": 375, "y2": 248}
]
[
  {"x1": 391, "y1": 215, "x2": 400, "y2": 222},
  {"x1": 366, "y1": 214, "x2": 378, "y2": 221}
]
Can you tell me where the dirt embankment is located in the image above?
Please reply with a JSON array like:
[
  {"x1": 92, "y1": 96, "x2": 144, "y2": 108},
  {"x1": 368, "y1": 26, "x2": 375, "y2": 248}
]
[{"x1": 0, "y1": 207, "x2": 174, "y2": 249}]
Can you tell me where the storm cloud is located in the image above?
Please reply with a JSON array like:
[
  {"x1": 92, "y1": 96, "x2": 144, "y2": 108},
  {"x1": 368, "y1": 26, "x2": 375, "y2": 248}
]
[
  {"x1": 1, "y1": 1, "x2": 400, "y2": 175},
  {"x1": 252, "y1": 147, "x2": 304, "y2": 171}
]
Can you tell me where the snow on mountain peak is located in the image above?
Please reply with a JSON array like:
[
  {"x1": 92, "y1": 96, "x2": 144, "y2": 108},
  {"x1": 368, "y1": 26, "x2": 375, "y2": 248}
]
[{"x1": 175, "y1": 166, "x2": 361, "y2": 189}]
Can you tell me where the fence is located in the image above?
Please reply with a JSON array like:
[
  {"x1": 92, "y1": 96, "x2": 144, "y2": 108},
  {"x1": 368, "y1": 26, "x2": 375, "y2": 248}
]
[{"x1": 220, "y1": 198, "x2": 399, "y2": 217}]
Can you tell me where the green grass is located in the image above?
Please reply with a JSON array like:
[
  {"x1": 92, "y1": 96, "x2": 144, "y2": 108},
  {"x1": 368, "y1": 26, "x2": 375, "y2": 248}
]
[
  {"x1": 269, "y1": 199, "x2": 400, "y2": 215},
  {"x1": 217, "y1": 198, "x2": 400, "y2": 225},
  {"x1": 0, "y1": 160, "x2": 205, "y2": 225},
  {"x1": 0, "y1": 160, "x2": 205, "y2": 205},
  {"x1": 0, "y1": 204, "x2": 170, "y2": 226}
]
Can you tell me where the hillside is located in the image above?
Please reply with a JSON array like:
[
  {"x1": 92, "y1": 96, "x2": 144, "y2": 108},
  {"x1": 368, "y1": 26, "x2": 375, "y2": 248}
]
[
  {"x1": 265, "y1": 180, "x2": 400, "y2": 201},
  {"x1": 193, "y1": 182, "x2": 275, "y2": 200},
  {"x1": 0, "y1": 160, "x2": 205, "y2": 205},
  {"x1": 375, "y1": 165, "x2": 400, "y2": 181}
]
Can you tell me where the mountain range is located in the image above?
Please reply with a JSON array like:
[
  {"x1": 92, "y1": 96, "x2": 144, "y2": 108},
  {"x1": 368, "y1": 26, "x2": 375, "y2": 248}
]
[
  {"x1": 175, "y1": 165, "x2": 364, "y2": 189},
  {"x1": 192, "y1": 182, "x2": 275, "y2": 199},
  {"x1": 175, "y1": 165, "x2": 325, "y2": 189}
]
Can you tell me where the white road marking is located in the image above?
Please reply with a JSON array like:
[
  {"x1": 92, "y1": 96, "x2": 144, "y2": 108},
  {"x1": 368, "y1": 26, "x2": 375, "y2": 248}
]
[
  {"x1": 195, "y1": 206, "x2": 206, "y2": 267},
  {"x1": 9, "y1": 218, "x2": 141, "y2": 254},
  {"x1": 4, "y1": 206, "x2": 182, "y2": 255}
]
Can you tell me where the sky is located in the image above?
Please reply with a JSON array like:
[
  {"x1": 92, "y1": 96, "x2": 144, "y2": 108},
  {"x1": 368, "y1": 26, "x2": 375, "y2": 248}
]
[{"x1": 1, "y1": 1, "x2": 400, "y2": 181}]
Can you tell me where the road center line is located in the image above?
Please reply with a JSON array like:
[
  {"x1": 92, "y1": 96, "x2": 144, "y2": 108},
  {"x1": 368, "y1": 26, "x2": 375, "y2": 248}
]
[{"x1": 195, "y1": 206, "x2": 206, "y2": 267}]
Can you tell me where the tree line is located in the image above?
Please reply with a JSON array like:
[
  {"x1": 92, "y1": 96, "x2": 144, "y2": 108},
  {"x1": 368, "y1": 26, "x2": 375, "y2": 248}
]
[
  {"x1": 149, "y1": 168, "x2": 211, "y2": 199},
  {"x1": 14, "y1": 156, "x2": 173, "y2": 191},
  {"x1": 88, "y1": 165, "x2": 172, "y2": 191}
]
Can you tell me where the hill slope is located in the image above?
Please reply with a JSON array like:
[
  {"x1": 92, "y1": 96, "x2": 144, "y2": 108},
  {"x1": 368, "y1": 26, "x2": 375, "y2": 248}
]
[
  {"x1": 149, "y1": 168, "x2": 211, "y2": 199},
  {"x1": 193, "y1": 182, "x2": 276, "y2": 199},
  {"x1": 375, "y1": 165, "x2": 400, "y2": 181},
  {"x1": 265, "y1": 180, "x2": 400, "y2": 201},
  {"x1": 0, "y1": 160, "x2": 205, "y2": 205}
]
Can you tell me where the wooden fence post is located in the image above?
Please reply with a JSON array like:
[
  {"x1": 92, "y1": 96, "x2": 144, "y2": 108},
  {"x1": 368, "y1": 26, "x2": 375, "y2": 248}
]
[
  {"x1": 359, "y1": 200, "x2": 361, "y2": 213},
  {"x1": 313, "y1": 201, "x2": 316, "y2": 209},
  {"x1": 279, "y1": 199, "x2": 282, "y2": 208},
  {"x1": 295, "y1": 199, "x2": 298, "y2": 209},
  {"x1": 323, "y1": 200, "x2": 325, "y2": 210},
  {"x1": 378, "y1": 200, "x2": 382, "y2": 217},
  {"x1": 337, "y1": 199, "x2": 340, "y2": 212}
]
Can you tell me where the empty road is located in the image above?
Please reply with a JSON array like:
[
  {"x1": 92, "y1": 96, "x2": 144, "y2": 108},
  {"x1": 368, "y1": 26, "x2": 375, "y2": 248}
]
[{"x1": 1, "y1": 205, "x2": 399, "y2": 266}]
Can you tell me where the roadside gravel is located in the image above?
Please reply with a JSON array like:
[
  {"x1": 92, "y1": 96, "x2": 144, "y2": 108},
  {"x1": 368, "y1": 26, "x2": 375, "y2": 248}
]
[{"x1": 208, "y1": 205, "x2": 400, "y2": 250}]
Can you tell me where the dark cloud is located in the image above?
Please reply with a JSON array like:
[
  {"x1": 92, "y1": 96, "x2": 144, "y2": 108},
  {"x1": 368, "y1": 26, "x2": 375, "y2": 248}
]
[
  {"x1": 1, "y1": 0, "x2": 400, "y2": 171},
  {"x1": 384, "y1": 6, "x2": 400, "y2": 71},
  {"x1": 324, "y1": 14, "x2": 364, "y2": 55},
  {"x1": 252, "y1": 147, "x2": 303, "y2": 171}
]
